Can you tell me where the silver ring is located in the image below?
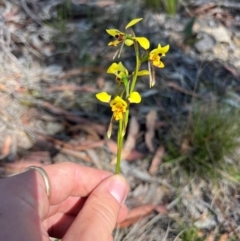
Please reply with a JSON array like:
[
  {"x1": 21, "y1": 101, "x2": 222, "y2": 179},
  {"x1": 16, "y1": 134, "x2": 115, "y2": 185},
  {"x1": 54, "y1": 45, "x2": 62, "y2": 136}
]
[{"x1": 27, "y1": 166, "x2": 51, "y2": 198}]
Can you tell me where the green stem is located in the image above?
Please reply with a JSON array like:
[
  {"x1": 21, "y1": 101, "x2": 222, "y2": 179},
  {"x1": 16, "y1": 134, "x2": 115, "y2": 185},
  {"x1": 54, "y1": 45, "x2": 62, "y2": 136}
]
[
  {"x1": 125, "y1": 39, "x2": 140, "y2": 128},
  {"x1": 124, "y1": 109, "x2": 129, "y2": 132},
  {"x1": 116, "y1": 120, "x2": 123, "y2": 174},
  {"x1": 115, "y1": 36, "x2": 141, "y2": 174},
  {"x1": 130, "y1": 39, "x2": 140, "y2": 94}
]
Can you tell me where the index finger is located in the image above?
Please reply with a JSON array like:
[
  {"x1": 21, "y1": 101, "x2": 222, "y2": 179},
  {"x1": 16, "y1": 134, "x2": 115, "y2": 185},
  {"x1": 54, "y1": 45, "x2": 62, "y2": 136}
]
[{"x1": 42, "y1": 162, "x2": 113, "y2": 205}]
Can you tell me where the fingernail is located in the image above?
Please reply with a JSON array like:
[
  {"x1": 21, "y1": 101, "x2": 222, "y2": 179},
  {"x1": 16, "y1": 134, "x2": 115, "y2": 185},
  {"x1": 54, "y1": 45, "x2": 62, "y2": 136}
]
[{"x1": 109, "y1": 175, "x2": 128, "y2": 204}]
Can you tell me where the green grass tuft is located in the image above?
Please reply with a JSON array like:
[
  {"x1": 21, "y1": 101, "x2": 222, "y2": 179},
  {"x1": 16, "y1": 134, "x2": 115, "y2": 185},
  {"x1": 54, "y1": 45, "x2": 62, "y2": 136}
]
[
  {"x1": 180, "y1": 226, "x2": 205, "y2": 241},
  {"x1": 44, "y1": 0, "x2": 72, "y2": 34},
  {"x1": 161, "y1": 0, "x2": 179, "y2": 15},
  {"x1": 143, "y1": 0, "x2": 179, "y2": 15},
  {"x1": 165, "y1": 101, "x2": 240, "y2": 179}
]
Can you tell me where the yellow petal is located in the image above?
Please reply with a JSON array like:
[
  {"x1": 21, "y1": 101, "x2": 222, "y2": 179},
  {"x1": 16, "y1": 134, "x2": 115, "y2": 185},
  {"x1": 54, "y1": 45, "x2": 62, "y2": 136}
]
[
  {"x1": 153, "y1": 59, "x2": 164, "y2": 68},
  {"x1": 149, "y1": 48, "x2": 158, "y2": 56},
  {"x1": 128, "y1": 92, "x2": 141, "y2": 103},
  {"x1": 158, "y1": 44, "x2": 170, "y2": 54},
  {"x1": 110, "y1": 96, "x2": 127, "y2": 107},
  {"x1": 137, "y1": 70, "x2": 149, "y2": 76},
  {"x1": 96, "y1": 92, "x2": 111, "y2": 103},
  {"x1": 106, "y1": 29, "x2": 123, "y2": 37},
  {"x1": 118, "y1": 62, "x2": 128, "y2": 75},
  {"x1": 107, "y1": 62, "x2": 128, "y2": 76},
  {"x1": 117, "y1": 62, "x2": 125, "y2": 71},
  {"x1": 134, "y1": 37, "x2": 150, "y2": 50},
  {"x1": 125, "y1": 18, "x2": 143, "y2": 29},
  {"x1": 159, "y1": 44, "x2": 170, "y2": 52},
  {"x1": 108, "y1": 40, "x2": 121, "y2": 47},
  {"x1": 124, "y1": 39, "x2": 134, "y2": 46},
  {"x1": 107, "y1": 63, "x2": 119, "y2": 74},
  {"x1": 150, "y1": 44, "x2": 170, "y2": 56}
]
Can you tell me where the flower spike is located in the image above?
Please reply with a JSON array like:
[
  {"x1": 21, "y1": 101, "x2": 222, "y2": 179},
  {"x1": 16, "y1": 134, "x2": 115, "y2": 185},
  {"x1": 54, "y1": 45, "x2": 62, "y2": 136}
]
[{"x1": 103, "y1": 17, "x2": 170, "y2": 174}]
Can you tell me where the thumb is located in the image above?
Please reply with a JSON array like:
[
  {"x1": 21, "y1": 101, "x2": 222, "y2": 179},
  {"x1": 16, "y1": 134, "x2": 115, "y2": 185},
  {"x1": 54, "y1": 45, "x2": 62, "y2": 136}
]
[{"x1": 63, "y1": 175, "x2": 129, "y2": 241}]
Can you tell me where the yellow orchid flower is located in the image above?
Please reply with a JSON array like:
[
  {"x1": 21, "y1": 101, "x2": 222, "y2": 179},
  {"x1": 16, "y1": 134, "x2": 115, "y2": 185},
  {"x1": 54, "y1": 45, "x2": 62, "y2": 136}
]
[
  {"x1": 106, "y1": 18, "x2": 150, "y2": 50},
  {"x1": 149, "y1": 44, "x2": 170, "y2": 68},
  {"x1": 106, "y1": 29, "x2": 125, "y2": 47},
  {"x1": 107, "y1": 62, "x2": 128, "y2": 74},
  {"x1": 107, "y1": 62, "x2": 128, "y2": 80},
  {"x1": 96, "y1": 91, "x2": 141, "y2": 121},
  {"x1": 110, "y1": 96, "x2": 128, "y2": 121}
]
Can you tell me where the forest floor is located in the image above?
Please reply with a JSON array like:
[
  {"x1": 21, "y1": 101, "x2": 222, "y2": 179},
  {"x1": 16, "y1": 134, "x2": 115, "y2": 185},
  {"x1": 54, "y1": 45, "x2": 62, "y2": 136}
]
[{"x1": 1, "y1": 0, "x2": 240, "y2": 240}]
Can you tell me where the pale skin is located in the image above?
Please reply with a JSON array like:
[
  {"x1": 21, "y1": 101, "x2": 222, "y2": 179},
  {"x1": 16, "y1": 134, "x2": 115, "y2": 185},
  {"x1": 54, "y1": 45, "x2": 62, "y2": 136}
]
[{"x1": 0, "y1": 162, "x2": 129, "y2": 241}]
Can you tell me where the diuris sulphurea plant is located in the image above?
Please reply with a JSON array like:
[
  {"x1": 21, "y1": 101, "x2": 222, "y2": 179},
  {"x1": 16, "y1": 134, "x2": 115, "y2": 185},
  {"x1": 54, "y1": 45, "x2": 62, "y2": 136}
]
[{"x1": 96, "y1": 18, "x2": 169, "y2": 174}]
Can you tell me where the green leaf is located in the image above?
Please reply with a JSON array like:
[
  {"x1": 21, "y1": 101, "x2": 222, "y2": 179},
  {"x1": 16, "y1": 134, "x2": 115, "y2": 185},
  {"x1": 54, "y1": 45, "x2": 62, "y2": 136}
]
[{"x1": 183, "y1": 17, "x2": 196, "y2": 38}]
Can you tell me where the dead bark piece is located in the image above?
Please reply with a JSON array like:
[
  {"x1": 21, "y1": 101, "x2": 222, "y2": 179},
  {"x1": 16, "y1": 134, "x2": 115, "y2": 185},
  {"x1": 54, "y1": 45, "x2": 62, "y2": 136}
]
[
  {"x1": 145, "y1": 109, "x2": 157, "y2": 152},
  {"x1": 124, "y1": 204, "x2": 155, "y2": 220},
  {"x1": 149, "y1": 145, "x2": 164, "y2": 175},
  {"x1": 154, "y1": 205, "x2": 168, "y2": 215},
  {"x1": 118, "y1": 204, "x2": 155, "y2": 228},
  {"x1": 125, "y1": 149, "x2": 144, "y2": 161}
]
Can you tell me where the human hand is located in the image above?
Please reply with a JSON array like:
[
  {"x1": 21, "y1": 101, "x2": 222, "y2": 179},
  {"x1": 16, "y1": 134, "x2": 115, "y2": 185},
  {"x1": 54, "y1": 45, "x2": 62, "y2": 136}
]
[{"x1": 0, "y1": 162, "x2": 129, "y2": 241}]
